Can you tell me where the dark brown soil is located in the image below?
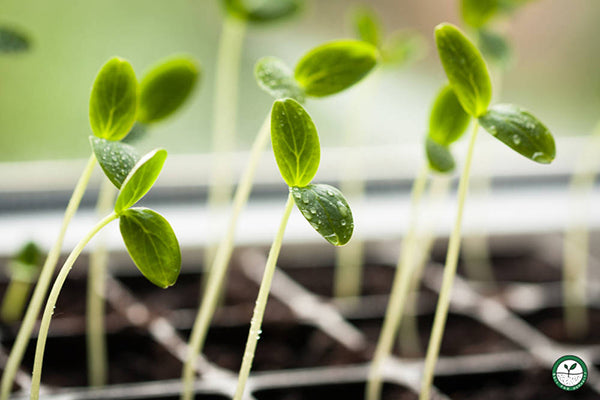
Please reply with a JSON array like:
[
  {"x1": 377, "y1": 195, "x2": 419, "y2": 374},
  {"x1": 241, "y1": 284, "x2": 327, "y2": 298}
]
[
  {"x1": 520, "y1": 307, "x2": 600, "y2": 345},
  {"x1": 255, "y1": 383, "x2": 417, "y2": 400}
]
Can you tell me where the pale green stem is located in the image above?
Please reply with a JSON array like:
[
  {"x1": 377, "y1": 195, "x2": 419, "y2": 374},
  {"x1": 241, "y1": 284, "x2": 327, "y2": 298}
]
[
  {"x1": 0, "y1": 280, "x2": 33, "y2": 323},
  {"x1": 0, "y1": 154, "x2": 97, "y2": 400},
  {"x1": 203, "y1": 15, "x2": 247, "y2": 271},
  {"x1": 399, "y1": 175, "x2": 452, "y2": 355},
  {"x1": 419, "y1": 122, "x2": 479, "y2": 400},
  {"x1": 334, "y1": 73, "x2": 381, "y2": 298},
  {"x1": 233, "y1": 193, "x2": 294, "y2": 400},
  {"x1": 30, "y1": 212, "x2": 118, "y2": 400},
  {"x1": 86, "y1": 178, "x2": 117, "y2": 387},
  {"x1": 181, "y1": 115, "x2": 270, "y2": 400},
  {"x1": 366, "y1": 164, "x2": 429, "y2": 400},
  {"x1": 563, "y1": 122, "x2": 600, "y2": 337}
]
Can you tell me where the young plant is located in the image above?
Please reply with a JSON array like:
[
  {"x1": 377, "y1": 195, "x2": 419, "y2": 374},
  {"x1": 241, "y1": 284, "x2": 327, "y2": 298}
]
[
  {"x1": 233, "y1": 98, "x2": 353, "y2": 400},
  {"x1": 419, "y1": 23, "x2": 555, "y2": 400},
  {"x1": 203, "y1": 0, "x2": 302, "y2": 271},
  {"x1": 0, "y1": 242, "x2": 44, "y2": 323},
  {"x1": 0, "y1": 57, "x2": 136, "y2": 400},
  {"x1": 334, "y1": 4, "x2": 427, "y2": 299},
  {"x1": 181, "y1": 38, "x2": 378, "y2": 400},
  {"x1": 30, "y1": 144, "x2": 182, "y2": 400},
  {"x1": 367, "y1": 83, "x2": 471, "y2": 400},
  {"x1": 86, "y1": 55, "x2": 199, "y2": 387}
]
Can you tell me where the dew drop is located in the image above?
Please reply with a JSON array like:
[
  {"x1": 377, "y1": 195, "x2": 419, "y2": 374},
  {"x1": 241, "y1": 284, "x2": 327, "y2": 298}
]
[
  {"x1": 512, "y1": 134, "x2": 521, "y2": 145},
  {"x1": 341, "y1": 220, "x2": 347, "y2": 226},
  {"x1": 310, "y1": 208, "x2": 316, "y2": 214},
  {"x1": 327, "y1": 189, "x2": 334, "y2": 196}
]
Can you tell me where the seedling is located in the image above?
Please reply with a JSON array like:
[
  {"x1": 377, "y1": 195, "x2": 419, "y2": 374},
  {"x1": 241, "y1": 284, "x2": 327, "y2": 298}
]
[
  {"x1": 0, "y1": 26, "x2": 30, "y2": 53},
  {"x1": 203, "y1": 0, "x2": 302, "y2": 272},
  {"x1": 30, "y1": 143, "x2": 181, "y2": 400},
  {"x1": 182, "y1": 38, "x2": 378, "y2": 400},
  {"x1": 86, "y1": 55, "x2": 199, "y2": 387},
  {"x1": 418, "y1": 23, "x2": 555, "y2": 400},
  {"x1": 334, "y1": 4, "x2": 427, "y2": 299},
  {"x1": 367, "y1": 83, "x2": 471, "y2": 400},
  {"x1": 233, "y1": 98, "x2": 353, "y2": 400},
  {"x1": 30, "y1": 67, "x2": 184, "y2": 398},
  {"x1": 0, "y1": 242, "x2": 44, "y2": 323}
]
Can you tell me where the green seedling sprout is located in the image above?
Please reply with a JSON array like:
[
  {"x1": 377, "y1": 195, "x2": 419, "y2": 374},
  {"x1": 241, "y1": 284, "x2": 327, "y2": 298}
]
[
  {"x1": 30, "y1": 145, "x2": 182, "y2": 400},
  {"x1": 233, "y1": 98, "x2": 353, "y2": 400},
  {"x1": 203, "y1": 0, "x2": 302, "y2": 274},
  {"x1": 0, "y1": 57, "x2": 134, "y2": 400},
  {"x1": 334, "y1": 4, "x2": 428, "y2": 299},
  {"x1": 181, "y1": 39, "x2": 378, "y2": 400},
  {"x1": 367, "y1": 83, "x2": 471, "y2": 400},
  {"x1": 0, "y1": 242, "x2": 44, "y2": 323},
  {"x1": 86, "y1": 55, "x2": 199, "y2": 387},
  {"x1": 418, "y1": 22, "x2": 555, "y2": 400},
  {"x1": 562, "y1": 121, "x2": 600, "y2": 338}
]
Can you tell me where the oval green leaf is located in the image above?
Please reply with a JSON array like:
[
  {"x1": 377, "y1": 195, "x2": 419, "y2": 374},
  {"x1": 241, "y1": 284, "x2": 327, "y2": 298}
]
[
  {"x1": 119, "y1": 207, "x2": 181, "y2": 288},
  {"x1": 380, "y1": 30, "x2": 427, "y2": 67},
  {"x1": 89, "y1": 136, "x2": 140, "y2": 189},
  {"x1": 0, "y1": 26, "x2": 30, "y2": 53},
  {"x1": 294, "y1": 40, "x2": 379, "y2": 97},
  {"x1": 291, "y1": 184, "x2": 354, "y2": 246},
  {"x1": 89, "y1": 57, "x2": 138, "y2": 141},
  {"x1": 478, "y1": 29, "x2": 512, "y2": 69},
  {"x1": 114, "y1": 149, "x2": 167, "y2": 213},
  {"x1": 426, "y1": 137, "x2": 455, "y2": 173},
  {"x1": 429, "y1": 85, "x2": 471, "y2": 146},
  {"x1": 223, "y1": 0, "x2": 301, "y2": 23},
  {"x1": 271, "y1": 98, "x2": 320, "y2": 187},
  {"x1": 137, "y1": 56, "x2": 200, "y2": 124},
  {"x1": 255, "y1": 57, "x2": 305, "y2": 103},
  {"x1": 435, "y1": 23, "x2": 492, "y2": 117},
  {"x1": 461, "y1": 0, "x2": 499, "y2": 28},
  {"x1": 478, "y1": 104, "x2": 556, "y2": 164},
  {"x1": 351, "y1": 6, "x2": 381, "y2": 47}
]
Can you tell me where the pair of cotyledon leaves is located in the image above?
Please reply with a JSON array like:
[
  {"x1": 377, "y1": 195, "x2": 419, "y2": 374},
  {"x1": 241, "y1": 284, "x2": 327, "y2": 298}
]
[
  {"x1": 271, "y1": 99, "x2": 354, "y2": 247},
  {"x1": 426, "y1": 23, "x2": 555, "y2": 173},
  {"x1": 461, "y1": 0, "x2": 535, "y2": 29},
  {"x1": 255, "y1": 39, "x2": 379, "y2": 103},
  {"x1": 88, "y1": 56, "x2": 199, "y2": 288},
  {"x1": 351, "y1": 5, "x2": 426, "y2": 67},
  {"x1": 223, "y1": 0, "x2": 301, "y2": 23}
]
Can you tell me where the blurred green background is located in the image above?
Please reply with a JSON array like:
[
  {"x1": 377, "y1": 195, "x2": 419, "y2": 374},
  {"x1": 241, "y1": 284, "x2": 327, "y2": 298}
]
[{"x1": 0, "y1": 0, "x2": 598, "y2": 162}]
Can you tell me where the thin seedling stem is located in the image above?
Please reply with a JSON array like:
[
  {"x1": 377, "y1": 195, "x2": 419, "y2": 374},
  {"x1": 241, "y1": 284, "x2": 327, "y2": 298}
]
[
  {"x1": 31, "y1": 212, "x2": 118, "y2": 400},
  {"x1": 366, "y1": 164, "x2": 429, "y2": 400},
  {"x1": 0, "y1": 154, "x2": 97, "y2": 400},
  {"x1": 233, "y1": 193, "x2": 295, "y2": 400},
  {"x1": 204, "y1": 15, "x2": 247, "y2": 271},
  {"x1": 86, "y1": 177, "x2": 117, "y2": 387},
  {"x1": 420, "y1": 121, "x2": 480, "y2": 400},
  {"x1": 181, "y1": 115, "x2": 271, "y2": 400},
  {"x1": 563, "y1": 122, "x2": 600, "y2": 337}
]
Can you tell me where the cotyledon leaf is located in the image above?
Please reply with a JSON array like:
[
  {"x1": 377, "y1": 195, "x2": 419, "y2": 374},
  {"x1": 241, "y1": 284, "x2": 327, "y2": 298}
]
[
  {"x1": 270, "y1": 98, "x2": 320, "y2": 187},
  {"x1": 478, "y1": 103, "x2": 556, "y2": 164},
  {"x1": 428, "y1": 84, "x2": 471, "y2": 146},
  {"x1": 223, "y1": 0, "x2": 301, "y2": 23},
  {"x1": 90, "y1": 136, "x2": 140, "y2": 189},
  {"x1": 352, "y1": 5, "x2": 382, "y2": 47},
  {"x1": 119, "y1": 207, "x2": 181, "y2": 288},
  {"x1": 0, "y1": 27, "x2": 30, "y2": 53},
  {"x1": 255, "y1": 57, "x2": 305, "y2": 103},
  {"x1": 435, "y1": 23, "x2": 492, "y2": 118},
  {"x1": 291, "y1": 184, "x2": 354, "y2": 246},
  {"x1": 425, "y1": 137, "x2": 456, "y2": 173},
  {"x1": 114, "y1": 149, "x2": 167, "y2": 214}
]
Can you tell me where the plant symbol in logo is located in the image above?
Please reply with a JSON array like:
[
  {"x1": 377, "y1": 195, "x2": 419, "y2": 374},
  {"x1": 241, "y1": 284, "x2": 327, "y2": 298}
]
[{"x1": 565, "y1": 363, "x2": 577, "y2": 376}]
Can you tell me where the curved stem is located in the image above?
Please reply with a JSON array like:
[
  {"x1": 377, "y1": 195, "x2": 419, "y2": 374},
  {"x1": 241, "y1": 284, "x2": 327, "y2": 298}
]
[
  {"x1": 233, "y1": 193, "x2": 294, "y2": 400},
  {"x1": 419, "y1": 122, "x2": 479, "y2": 400},
  {"x1": 86, "y1": 178, "x2": 117, "y2": 387},
  {"x1": 0, "y1": 154, "x2": 97, "y2": 400},
  {"x1": 204, "y1": 15, "x2": 247, "y2": 270},
  {"x1": 181, "y1": 115, "x2": 271, "y2": 400},
  {"x1": 366, "y1": 164, "x2": 429, "y2": 400},
  {"x1": 30, "y1": 212, "x2": 118, "y2": 400}
]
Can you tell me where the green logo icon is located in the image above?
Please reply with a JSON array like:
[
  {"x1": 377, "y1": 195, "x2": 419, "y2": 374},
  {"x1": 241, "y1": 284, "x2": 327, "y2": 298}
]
[{"x1": 552, "y1": 355, "x2": 588, "y2": 391}]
